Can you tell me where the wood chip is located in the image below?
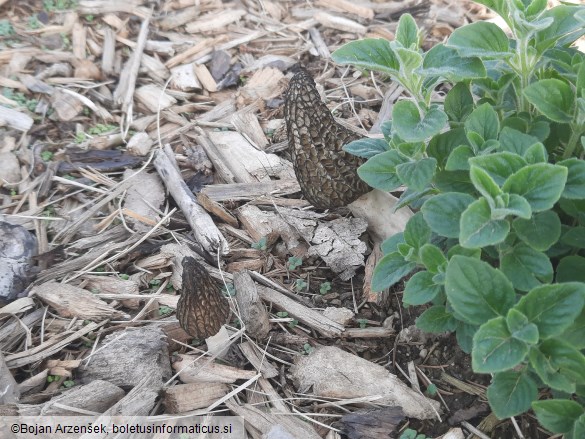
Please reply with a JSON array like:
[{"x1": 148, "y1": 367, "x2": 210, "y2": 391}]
[
  {"x1": 314, "y1": 11, "x2": 367, "y2": 34},
  {"x1": 185, "y1": 9, "x2": 246, "y2": 33}
]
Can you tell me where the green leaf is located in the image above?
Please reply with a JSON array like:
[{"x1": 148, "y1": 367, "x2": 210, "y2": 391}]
[
  {"x1": 491, "y1": 194, "x2": 531, "y2": 220},
  {"x1": 332, "y1": 38, "x2": 400, "y2": 74},
  {"x1": 416, "y1": 305, "x2": 457, "y2": 333},
  {"x1": 395, "y1": 13, "x2": 419, "y2": 48},
  {"x1": 535, "y1": 5, "x2": 585, "y2": 51},
  {"x1": 469, "y1": 152, "x2": 527, "y2": 186},
  {"x1": 512, "y1": 211, "x2": 561, "y2": 251},
  {"x1": 470, "y1": 165, "x2": 502, "y2": 201},
  {"x1": 447, "y1": 244, "x2": 481, "y2": 260},
  {"x1": 420, "y1": 244, "x2": 447, "y2": 274},
  {"x1": 395, "y1": 47, "x2": 423, "y2": 72},
  {"x1": 573, "y1": 414, "x2": 585, "y2": 439},
  {"x1": 444, "y1": 82, "x2": 474, "y2": 122},
  {"x1": 487, "y1": 371, "x2": 538, "y2": 419},
  {"x1": 500, "y1": 244, "x2": 553, "y2": 292},
  {"x1": 456, "y1": 322, "x2": 477, "y2": 354},
  {"x1": 524, "y1": 79, "x2": 575, "y2": 123},
  {"x1": 460, "y1": 198, "x2": 510, "y2": 248},
  {"x1": 445, "y1": 256, "x2": 515, "y2": 325},
  {"x1": 343, "y1": 137, "x2": 388, "y2": 158},
  {"x1": 530, "y1": 347, "x2": 576, "y2": 393},
  {"x1": 403, "y1": 212, "x2": 432, "y2": 252},
  {"x1": 561, "y1": 310, "x2": 585, "y2": 349},
  {"x1": 465, "y1": 102, "x2": 500, "y2": 142},
  {"x1": 435, "y1": 170, "x2": 475, "y2": 194},
  {"x1": 556, "y1": 255, "x2": 585, "y2": 283},
  {"x1": 421, "y1": 192, "x2": 475, "y2": 238},
  {"x1": 498, "y1": 126, "x2": 541, "y2": 156},
  {"x1": 357, "y1": 150, "x2": 408, "y2": 190},
  {"x1": 506, "y1": 308, "x2": 539, "y2": 345},
  {"x1": 502, "y1": 163, "x2": 568, "y2": 212},
  {"x1": 516, "y1": 283, "x2": 585, "y2": 339},
  {"x1": 524, "y1": 142, "x2": 548, "y2": 164},
  {"x1": 539, "y1": 338, "x2": 585, "y2": 385},
  {"x1": 372, "y1": 252, "x2": 416, "y2": 291},
  {"x1": 445, "y1": 145, "x2": 474, "y2": 171},
  {"x1": 561, "y1": 227, "x2": 585, "y2": 248},
  {"x1": 422, "y1": 44, "x2": 486, "y2": 82},
  {"x1": 381, "y1": 232, "x2": 405, "y2": 255},
  {"x1": 559, "y1": 158, "x2": 585, "y2": 200},
  {"x1": 393, "y1": 101, "x2": 448, "y2": 142},
  {"x1": 428, "y1": 128, "x2": 468, "y2": 167},
  {"x1": 447, "y1": 21, "x2": 510, "y2": 57},
  {"x1": 396, "y1": 158, "x2": 437, "y2": 191},
  {"x1": 532, "y1": 399, "x2": 584, "y2": 433},
  {"x1": 403, "y1": 271, "x2": 442, "y2": 305},
  {"x1": 472, "y1": 317, "x2": 528, "y2": 373}
]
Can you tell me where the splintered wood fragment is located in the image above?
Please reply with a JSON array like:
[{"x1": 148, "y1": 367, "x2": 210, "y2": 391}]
[
  {"x1": 135, "y1": 84, "x2": 177, "y2": 111},
  {"x1": 154, "y1": 145, "x2": 229, "y2": 256},
  {"x1": 185, "y1": 9, "x2": 246, "y2": 33},
  {"x1": 236, "y1": 67, "x2": 286, "y2": 105},
  {"x1": 258, "y1": 377, "x2": 290, "y2": 414},
  {"x1": 308, "y1": 27, "x2": 330, "y2": 58},
  {"x1": 314, "y1": 11, "x2": 367, "y2": 34},
  {"x1": 5, "y1": 321, "x2": 103, "y2": 369},
  {"x1": 196, "y1": 192, "x2": 239, "y2": 227},
  {"x1": 233, "y1": 271, "x2": 270, "y2": 340},
  {"x1": 193, "y1": 63, "x2": 217, "y2": 92},
  {"x1": 343, "y1": 327, "x2": 396, "y2": 338},
  {"x1": 205, "y1": 131, "x2": 295, "y2": 182},
  {"x1": 363, "y1": 244, "x2": 388, "y2": 305},
  {"x1": 158, "y1": 7, "x2": 200, "y2": 30},
  {"x1": 32, "y1": 281, "x2": 128, "y2": 321},
  {"x1": 225, "y1": 400, "x2": 321, "y2": 439},
  {"x1": 200, "y1": 180, "x2": 301, "y2": 202},
  {"x1": 78, "y1": 0, "x2": 150, "y2": 17},
  {"x1": 171, "y1": 63, "x2": 201, "y2": 90},
  {"x1": 291, "y1": 346, "x2": 441, "y2": 420},
  {"x1": 113, "y1": 14, "x2": 150, "y2": 112},
  {"x1": 164, "y1": 382, "x2": 229, "y2": 413},
  {"x1": 72, "y1": 21, "x2": 87, "y2": 59},
  {"x1": 0, "y1": 106, "x2": 33, "y2": 131},
  {"x1": 231, "y1": 110, "x2": 268, "y2": 149},
  {"x1": 317, "y1": 0, "x2": 374, "y2": 19},
  {"x1": 165, "y1": 36, "x2": 226, "y2": 69},
  {"x1": 339, "y1": 407, "x2": 404, "y2": 439},
  {"x1": 79, "y1": 327, "x2": 172, "y2": 388},
  {"x1": 257, "y1": 285, "x2": 344, "y2": 338},
  {"x1": 239, "y1": 341, "x2": 278, "y2": 378},
  {"x1": 39, "y1": 380, "x2": 125, "y2": 416},
  {"x1": 82, "y1": 274, "x2": 141, "y2": 309},
  {"x1": 102, "y1": 26, "x2": 116, "y2": 75},
  {"x1": 174, "y1": 354, "x2": 257, "y2": 383}
]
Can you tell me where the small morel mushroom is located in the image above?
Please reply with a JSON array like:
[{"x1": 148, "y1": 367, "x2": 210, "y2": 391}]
[
  {"x1": 176, "y1": 257, "x2": 230, "y2": 339},
  {"x1": 284, "y1": 67, "x2": 370, "y2": 209}
]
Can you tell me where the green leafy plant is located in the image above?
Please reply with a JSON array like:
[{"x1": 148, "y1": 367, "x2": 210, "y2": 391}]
[
  {"x1": 295, "y1": 278, "x2": 308, "y2": 292},
  {"x1": 319, "y1": 281, "x2": 332, "y2": 295},
  {"x1": 399, "y1": 428, "x2": 430, "y2": 439},
  {"x1": 332, "y1": 1, "x2": 585, "y2": 435},
  {"x1": 0, "y1": 20, "x2": 14, "y2": 36},
  {"x1": 221, "y1": 283, "x2": 236, "y2": 297},
  {"x1": 251, "y1": 236, "x2": 268, "y2": 250},
  {"x1": 40, "y1": 151, "x2": 53, "y2": 162},
  {"x1": 357, "y1": 318, "x2": 368, "y2": 329},
  {"x1": 287, "y1": 256, "x2": 302, "y2": 271}
]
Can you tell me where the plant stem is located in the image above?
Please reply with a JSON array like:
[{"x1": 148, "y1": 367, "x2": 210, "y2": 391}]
[{"x1": 562, "y1": 125, "x2": 583, "y2": 159}]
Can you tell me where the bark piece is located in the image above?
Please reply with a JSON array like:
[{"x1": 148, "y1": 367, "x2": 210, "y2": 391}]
[
  {"x1": 239, "y1": 341, "x2": 278, "y2": 378},
  {"x1": 40, "y1": 380, "x2": 125, "y2": 415},
  {"x1": 340, "y1": 407, "x2": 404, "y2": 439},
  {"x1": 257, "y1": 285, "x2": 344, "y2": 338},
  {"x1": 32, "y1": 281, "x2": 127, "y2": 321},
  {"x1": 233, "y1": 271, "x2": 270, "y2": 339},
  {"x1": 122, "y1": 169, "x2": 165, "y2": 233},
  {"x1": 79, "y1": 326, "x2": 172, "y2": 387},
  {"x1": 291, "y1": 346, "x2": 441, "y2": 420},
  {"x1": 173, "y1": 354, "x2": 257, "y2": 383},
  {"x1": 164, "y1": 382, "x2": 229, "y2": 413}
]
